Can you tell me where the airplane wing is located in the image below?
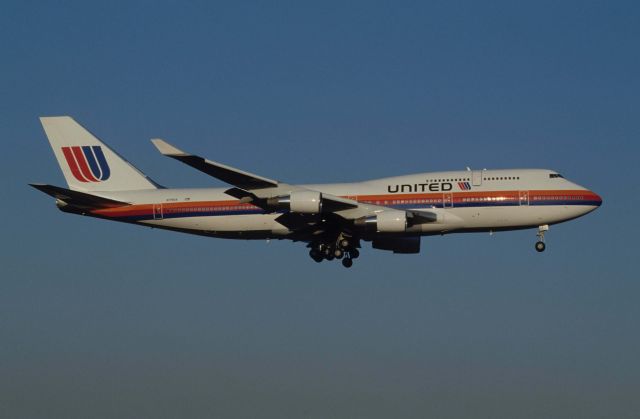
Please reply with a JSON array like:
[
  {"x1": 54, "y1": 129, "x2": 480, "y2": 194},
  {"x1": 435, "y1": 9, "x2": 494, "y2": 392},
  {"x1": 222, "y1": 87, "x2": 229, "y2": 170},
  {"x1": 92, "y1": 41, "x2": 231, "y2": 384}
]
[
  {"x1": 151, "y1": 138, "x2": 359, "y2": 211},
  {"x1": 150, "y1": 139, "x2": 438, "y2": 234},
  {"x1": 151, "y1": 139, "x2": 279, "y2": 190}
]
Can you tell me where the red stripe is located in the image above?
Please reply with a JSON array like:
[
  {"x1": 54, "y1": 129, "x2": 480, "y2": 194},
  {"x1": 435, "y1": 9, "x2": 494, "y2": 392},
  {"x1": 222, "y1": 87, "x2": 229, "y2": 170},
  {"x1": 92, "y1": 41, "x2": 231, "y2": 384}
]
[
  {"x1": 93, "y1": 190, "x2": 601, "y2": 219},
  {"x1": 71, "y1": 146, "x2": 98, "y2": 182},
  {"x1": 61, "y1": 147, "x2": 88, "y2": 182}
]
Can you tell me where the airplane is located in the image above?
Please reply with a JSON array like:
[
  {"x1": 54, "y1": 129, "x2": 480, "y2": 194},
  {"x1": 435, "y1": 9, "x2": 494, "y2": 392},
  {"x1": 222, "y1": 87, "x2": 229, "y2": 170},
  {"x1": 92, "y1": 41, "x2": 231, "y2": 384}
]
[{"x1": 31, "y1": 116, "x2": 602, "y2": 268}]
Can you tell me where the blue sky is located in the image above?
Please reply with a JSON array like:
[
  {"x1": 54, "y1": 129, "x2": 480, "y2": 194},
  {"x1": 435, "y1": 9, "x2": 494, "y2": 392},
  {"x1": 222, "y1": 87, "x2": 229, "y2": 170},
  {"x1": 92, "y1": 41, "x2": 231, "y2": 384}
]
[{"x1": 1, "y1": 1, "x2": 639, "y2": 418}]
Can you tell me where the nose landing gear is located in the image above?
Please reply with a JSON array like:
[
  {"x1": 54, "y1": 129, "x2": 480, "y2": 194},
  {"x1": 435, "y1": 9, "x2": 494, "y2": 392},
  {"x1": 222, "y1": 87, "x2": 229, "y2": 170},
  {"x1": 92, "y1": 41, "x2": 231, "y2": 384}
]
[{"x1": 535, "y1": 225, "x2": 548, "y2": 252}]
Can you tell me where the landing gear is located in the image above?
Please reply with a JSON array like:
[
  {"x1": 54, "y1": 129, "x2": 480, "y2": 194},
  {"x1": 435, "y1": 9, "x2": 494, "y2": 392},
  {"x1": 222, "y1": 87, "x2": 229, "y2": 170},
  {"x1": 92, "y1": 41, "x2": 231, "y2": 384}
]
[
  {"x1": 309, "y1": 248, "x2": 323, "y2": 262},
  {"x1": 342, "y1": 257, "x2": 353, "y2": 268},
  {"x1": 308, "y1": 234, "x2": 360, "y2": 267},
  {"x1": 535, "y1": 225, "x2": 549, "y2": 252}
]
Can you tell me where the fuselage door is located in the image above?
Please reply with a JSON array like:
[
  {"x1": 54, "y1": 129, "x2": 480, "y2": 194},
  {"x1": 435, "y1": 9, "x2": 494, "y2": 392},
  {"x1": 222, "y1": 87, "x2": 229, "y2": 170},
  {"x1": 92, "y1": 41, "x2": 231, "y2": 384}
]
[
  {"x1": 443, "y1": 192, "x2": 453, "y2": 208},
  {"x1": 472, "y1": 170, "x2": 483, "y2": 186},
  {"x1": 519, "y1": 191, "x2": 529, "y2": 206},
  {"x1": 153, "y1": 203, "x2": 163, "y2": 219}
]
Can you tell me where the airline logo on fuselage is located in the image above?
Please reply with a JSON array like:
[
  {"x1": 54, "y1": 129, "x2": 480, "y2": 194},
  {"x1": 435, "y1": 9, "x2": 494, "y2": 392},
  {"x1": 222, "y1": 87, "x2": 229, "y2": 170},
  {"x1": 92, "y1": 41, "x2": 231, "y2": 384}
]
[
  {"x1": 388, "y1": 182, "x2": 452, "y2": 193},
  {"x1": 458, "y1": 182, "x2": 472, "y2": 190},
  {"x1": 61, "y1": 146, "x2": 111, "y2": 182},
  {"x1": 388, "y1": 181, "x2": 472, "y2": 193}
]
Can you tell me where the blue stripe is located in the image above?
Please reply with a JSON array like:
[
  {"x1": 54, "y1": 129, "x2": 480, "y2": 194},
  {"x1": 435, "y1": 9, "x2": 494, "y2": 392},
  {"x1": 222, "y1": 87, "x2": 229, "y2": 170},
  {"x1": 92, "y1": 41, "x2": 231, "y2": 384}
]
[
  {"x1": 109, "y1": 199, "x2": 601, "y2": 223},
  {"x1": 82, "y1": 146, "x2": 101, "y2": 180},
  {"x1": 116, "y1": 208, "x2": 265, "y2": 222},
  {"x1": 92, "y1": 146, "x2": 110, "y2": 180}
]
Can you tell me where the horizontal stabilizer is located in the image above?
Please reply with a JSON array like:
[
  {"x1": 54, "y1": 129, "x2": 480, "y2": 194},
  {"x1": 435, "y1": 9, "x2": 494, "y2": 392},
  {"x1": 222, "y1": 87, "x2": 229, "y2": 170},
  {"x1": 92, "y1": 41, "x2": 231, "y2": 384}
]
[
  {"x1": 151, "y1": 139, "x2": 278, "y2": 190},
  {"x1": 29, "y1": 183, "x2": 129, "y2": 209}
]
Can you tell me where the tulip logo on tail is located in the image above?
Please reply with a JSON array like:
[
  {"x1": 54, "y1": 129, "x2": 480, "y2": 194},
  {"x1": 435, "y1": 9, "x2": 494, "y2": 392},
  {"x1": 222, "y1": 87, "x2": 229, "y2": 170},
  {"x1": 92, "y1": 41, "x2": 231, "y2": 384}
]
[{"x1": 61, "y1": 146, "x2": 111, "y2": 182}]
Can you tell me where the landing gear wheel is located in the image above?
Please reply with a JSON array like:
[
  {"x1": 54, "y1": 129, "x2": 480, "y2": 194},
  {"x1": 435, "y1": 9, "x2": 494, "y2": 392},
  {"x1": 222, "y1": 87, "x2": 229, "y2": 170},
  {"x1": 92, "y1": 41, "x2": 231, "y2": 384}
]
[
  {"x1": 309, "y1": 249, "x2": 323, "y2": 262},
  {"x1": 349, "y1": 248, "x2": 360, "y2": 259},
  {"x1": 535, "y1": 225, "x2": 549, "y2": 253},
  {"x1": 325, "y1": 249, "x2": 335, "y2": 260},
  {"x1": 339, "y1": 239, "x2": 350, "y2": 249},
  {"x1": 342, "y1": 257, "x2": 353, "y2": 268},
  {"x1": 334, "y1": 248, "x2": 344, "y2": 259},
  {"x1": 323, "y1": 247, "x2": 335, "y2": 260}
]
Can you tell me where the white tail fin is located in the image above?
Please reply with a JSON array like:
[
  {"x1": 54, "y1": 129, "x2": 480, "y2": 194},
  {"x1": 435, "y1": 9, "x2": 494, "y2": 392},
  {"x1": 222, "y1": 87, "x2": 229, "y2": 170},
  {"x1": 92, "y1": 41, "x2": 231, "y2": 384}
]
[{"x1": 40, "y1": 116, "x2": 160, "y2": 192}]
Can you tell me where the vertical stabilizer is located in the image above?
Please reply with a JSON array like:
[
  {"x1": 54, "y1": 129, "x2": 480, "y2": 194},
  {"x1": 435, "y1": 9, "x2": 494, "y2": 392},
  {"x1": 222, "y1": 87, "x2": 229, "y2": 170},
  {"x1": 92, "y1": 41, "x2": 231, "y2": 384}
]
[{"x1": 40, "y1": 116, "x2": 159, "y2": 192}]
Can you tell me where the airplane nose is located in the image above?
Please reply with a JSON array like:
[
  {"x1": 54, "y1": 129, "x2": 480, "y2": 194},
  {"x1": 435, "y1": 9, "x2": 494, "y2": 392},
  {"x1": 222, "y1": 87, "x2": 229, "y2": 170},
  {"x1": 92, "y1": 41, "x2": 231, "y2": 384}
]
[{"x1": 589, "y1": 190, "x2": 603, "y2": 207}]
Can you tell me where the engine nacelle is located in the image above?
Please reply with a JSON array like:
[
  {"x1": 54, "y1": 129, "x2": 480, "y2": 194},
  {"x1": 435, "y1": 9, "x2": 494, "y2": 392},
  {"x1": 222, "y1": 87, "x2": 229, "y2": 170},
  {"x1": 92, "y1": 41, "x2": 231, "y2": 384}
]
[
  {"x1": 372, "y1": 236, "x2": 421, "y2": 253},
  {"x1": 290, "y1": 190, "x2": 322, "y2": 213},
  {"x1": 354, "y1": 210, "x2": 408, "y2": 233},
  {"x1": 267, "y1": 191, "x2": 323, "y2": 213}
]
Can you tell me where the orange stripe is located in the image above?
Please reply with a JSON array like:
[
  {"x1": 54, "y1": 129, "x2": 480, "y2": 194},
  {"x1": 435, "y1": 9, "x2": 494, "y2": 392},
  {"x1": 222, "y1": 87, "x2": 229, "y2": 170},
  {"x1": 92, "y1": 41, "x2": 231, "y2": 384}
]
[{"x1": 92, "y1": 190, "x2": 599, "y2": 218}]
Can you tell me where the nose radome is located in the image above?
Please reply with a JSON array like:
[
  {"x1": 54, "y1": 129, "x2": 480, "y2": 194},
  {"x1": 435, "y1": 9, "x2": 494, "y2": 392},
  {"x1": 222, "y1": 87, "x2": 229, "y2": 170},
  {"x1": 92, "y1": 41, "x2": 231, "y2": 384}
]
[{"x1": 590, "y1": 191, "x2": 603, "y2": 207}]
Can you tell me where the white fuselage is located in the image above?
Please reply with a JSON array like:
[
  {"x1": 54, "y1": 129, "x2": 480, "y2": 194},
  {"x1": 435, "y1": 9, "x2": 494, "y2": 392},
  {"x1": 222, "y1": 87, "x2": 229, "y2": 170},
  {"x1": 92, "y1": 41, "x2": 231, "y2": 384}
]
[{"x1": 88, "y1": 169, "x2": 601, "y2": 240}]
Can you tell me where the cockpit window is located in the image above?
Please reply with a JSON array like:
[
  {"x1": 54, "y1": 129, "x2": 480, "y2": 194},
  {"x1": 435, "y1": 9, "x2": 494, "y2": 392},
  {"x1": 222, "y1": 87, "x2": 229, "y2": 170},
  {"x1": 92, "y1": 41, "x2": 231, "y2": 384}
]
[{"x1": 549, "y1": 173, "x2": 564, "y2": 178}]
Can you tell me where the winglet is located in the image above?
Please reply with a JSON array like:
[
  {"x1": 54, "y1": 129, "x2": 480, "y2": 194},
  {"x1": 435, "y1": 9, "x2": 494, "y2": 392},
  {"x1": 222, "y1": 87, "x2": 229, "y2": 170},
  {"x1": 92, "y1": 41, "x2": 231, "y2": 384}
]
[{"x1": 151, "y1": 138, "x2": 188, "y2": 156}]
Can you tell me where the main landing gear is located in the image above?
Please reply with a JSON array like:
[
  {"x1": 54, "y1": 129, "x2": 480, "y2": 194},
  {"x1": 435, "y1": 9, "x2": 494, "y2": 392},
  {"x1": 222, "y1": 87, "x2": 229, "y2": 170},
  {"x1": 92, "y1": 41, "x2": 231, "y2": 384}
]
[
  {"x1": 535, "y1": 225, "x2": 549, "y2": 252},
  {"x1": 308, "y1": 234, "x2": 360, "y2": 268}
]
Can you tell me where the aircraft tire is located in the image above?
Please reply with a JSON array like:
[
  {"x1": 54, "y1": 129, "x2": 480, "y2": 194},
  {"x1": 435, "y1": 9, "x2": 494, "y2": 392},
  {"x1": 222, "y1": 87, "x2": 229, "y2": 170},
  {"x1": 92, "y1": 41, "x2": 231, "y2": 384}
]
[{"x1": 309, "y1": 249, "x2": 323, "y2": 262}]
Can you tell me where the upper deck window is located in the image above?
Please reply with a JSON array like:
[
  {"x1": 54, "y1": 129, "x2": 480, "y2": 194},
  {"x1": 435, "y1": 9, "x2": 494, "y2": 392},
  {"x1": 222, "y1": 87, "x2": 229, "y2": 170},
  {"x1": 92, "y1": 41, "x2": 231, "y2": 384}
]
[{"x1": 549, "y1": 173, "x2": 564, "y2": 179}]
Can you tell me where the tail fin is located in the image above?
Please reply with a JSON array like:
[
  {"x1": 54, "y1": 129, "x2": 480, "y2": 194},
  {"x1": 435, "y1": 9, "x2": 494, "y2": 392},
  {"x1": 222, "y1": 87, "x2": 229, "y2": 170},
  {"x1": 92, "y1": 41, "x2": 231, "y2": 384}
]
[{"x1": 39, "y1": 116, "x2": 160, "y2": 192}]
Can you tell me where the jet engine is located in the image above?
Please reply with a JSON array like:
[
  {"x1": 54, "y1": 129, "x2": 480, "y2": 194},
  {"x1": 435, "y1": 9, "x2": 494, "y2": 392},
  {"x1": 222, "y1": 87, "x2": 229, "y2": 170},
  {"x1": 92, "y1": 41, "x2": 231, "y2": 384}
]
[
  {"x1": 354, "y1": 210, "x2": 408, "y2": 233},
  {"x1": 267, "y1": 190, "x2": 322, "y2": 214}
]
